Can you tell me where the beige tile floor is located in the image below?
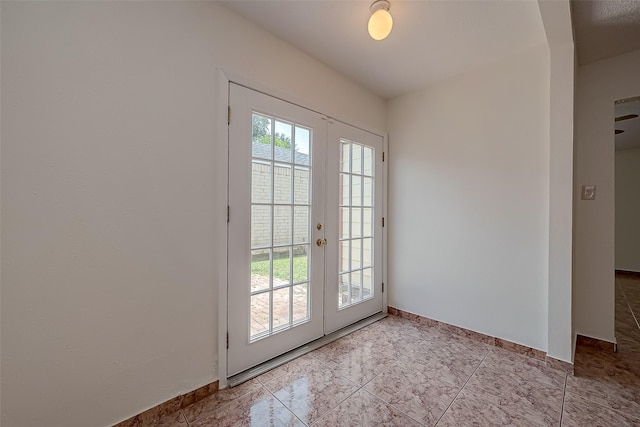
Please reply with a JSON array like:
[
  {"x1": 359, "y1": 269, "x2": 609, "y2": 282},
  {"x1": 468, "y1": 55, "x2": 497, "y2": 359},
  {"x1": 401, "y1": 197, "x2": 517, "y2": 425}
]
[{"x1": 158, "y1": 273, "x2": 640, "y2": 426}]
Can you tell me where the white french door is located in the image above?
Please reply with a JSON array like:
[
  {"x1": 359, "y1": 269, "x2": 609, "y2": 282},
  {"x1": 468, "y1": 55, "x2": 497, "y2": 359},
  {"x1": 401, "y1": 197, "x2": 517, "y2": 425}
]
[
  {"x1": 324, "y1": 121, "x2": 384, "y2": 334},
  {"x1": 227, "y1": 84, "x2": 383, "y2": 376}
]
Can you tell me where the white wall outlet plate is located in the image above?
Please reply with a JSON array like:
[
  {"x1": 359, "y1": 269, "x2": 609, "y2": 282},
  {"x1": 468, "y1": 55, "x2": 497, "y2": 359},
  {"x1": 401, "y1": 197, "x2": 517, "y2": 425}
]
[{"x1": 581, "y1": 185, "x2": 596, "y2": 200}]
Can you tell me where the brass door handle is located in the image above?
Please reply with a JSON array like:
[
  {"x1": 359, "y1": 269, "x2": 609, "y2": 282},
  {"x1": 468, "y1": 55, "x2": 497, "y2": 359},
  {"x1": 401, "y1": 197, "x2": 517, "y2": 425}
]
[{"x1": 316, "y1": 238, "x2": 327, "y2": 247}]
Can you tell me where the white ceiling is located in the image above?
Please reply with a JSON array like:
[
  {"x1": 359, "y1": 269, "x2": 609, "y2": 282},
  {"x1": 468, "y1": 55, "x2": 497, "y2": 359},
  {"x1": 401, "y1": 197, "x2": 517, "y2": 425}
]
[
  {"x1": 571, "y1": 0, "x2": 640, "y2": 64},
  {"x1": 220, "y1": 0, "x2": 547, "y2": 100},
  {"x1": 570, "y1": 1, "x2": 640, "y2": 151},
  {"x1": 615, "y1": 98, "x2": 640, "y2": 151}
]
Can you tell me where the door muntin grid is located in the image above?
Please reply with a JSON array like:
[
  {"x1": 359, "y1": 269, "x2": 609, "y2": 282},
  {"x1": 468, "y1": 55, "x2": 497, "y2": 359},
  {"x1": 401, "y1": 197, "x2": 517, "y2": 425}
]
[
  {"x1": 250, "y1": 113, "x2": 312, "y2": 341},
  {"x1": 338, "y1": 139, "x2": 375, "y2": 309}
]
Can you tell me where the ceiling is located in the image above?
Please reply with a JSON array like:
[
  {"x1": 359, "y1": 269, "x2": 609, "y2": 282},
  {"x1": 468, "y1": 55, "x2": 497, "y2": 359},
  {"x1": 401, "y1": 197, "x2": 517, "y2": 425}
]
[
  {"x1": 615, "y1": 97, "x2": 640, "y2": 151},
  {"x1": 571, "y1": 0, "x2": 640, "y2": 64},
  {"x1": 571, "y1": 1, "x2": 640, "y2": 151},
  {"x1": 220, "y1": 0, "x2": 547, "y2": 100}
]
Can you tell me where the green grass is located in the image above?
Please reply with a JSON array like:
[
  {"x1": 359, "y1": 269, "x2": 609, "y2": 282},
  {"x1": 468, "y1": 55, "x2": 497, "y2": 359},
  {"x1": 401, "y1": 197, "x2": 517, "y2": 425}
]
[{"x1": 251, "y1": 255, "x2": 308, "y2": 282}]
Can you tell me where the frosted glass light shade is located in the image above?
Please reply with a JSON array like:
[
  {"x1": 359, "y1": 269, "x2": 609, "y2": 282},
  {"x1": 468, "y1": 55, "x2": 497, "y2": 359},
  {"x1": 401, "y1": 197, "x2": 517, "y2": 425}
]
[{"x1": 368, "y1": 8, "x2": 393, "y2": 40}]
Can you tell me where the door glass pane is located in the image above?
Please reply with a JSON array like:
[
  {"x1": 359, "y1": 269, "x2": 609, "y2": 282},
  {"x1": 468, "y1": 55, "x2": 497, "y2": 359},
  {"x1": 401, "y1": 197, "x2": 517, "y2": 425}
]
[
  {"x1": 339, "y1": 240, "x2": 350, "y2": 273},
  {"x1": 273, "y1": 287, "x2": 291, "y2": 330},
  {"x1": 362, "y1": 268, "x2": 373, "y2": 298},
  {"x1": 250, "y1": 111, "x2": 313, "y2": 341},
  {"x1": 292, "y1": 283, "x2": 309, "y2": 323},
  {"x1": 252, "y1": 114, "x2": 273, "y2": 160},
  {"x1": 351, "y1": 239, "x2": 362, "y2": 270},
  {"x1": 351, "y1": 176, "x2": 362, "y2": 206},
  {"x1": 339, "y1": 207, "x2": 350, "y2": 239},
  {"x1": 363, "y1": 177, "x2": 373, "y2": 206},
  {"x1": 362, "y1": 238, "x2": 373, "y2": 267},
  {"x1": 351, "y1": 208, "x2": 362, "y2": 238},
  {"x1": 274, "y1": 120, "x2": 293, "y2": 163},
  {"x1": 363, "y1": 147, "x2": 374, "y2": 176},
  {"x1": 293, "y1": 206, "x2": 310, "y2": 244},
  {"x1": 251, "y1": 292, "x2": 270, "y2": 337},
  {"x1": 340, "y1": 173, "x2": 350, "y2": 206},
  {"x1": 274, "y1": 164, "x2": 292, "y2": 204},
  {"x1": 252, "y1": 162, "x2": 272, "y2": 203},
  {"x1": 351, "y1": 270, "x2": 362, "y2": 303},
  {"x1": 294, "y1": 167, "x2": 310, "y2": 204},
  {"x1": 251, "y1": 205, "x2": 271, "y2": 248},
  {"x1": 340, "y1": 141, "x2": 350, "y2": 172},
  {"x1": 273, "y1": 246, "x2": 291, "y2": 286},
  {"x1": 273, "y1": 206, "x2": 292, "y2": 246},
  {"x1": 363, "y1": 208, "x2": 373, "y2": 237},
  {"x1": 337, "y1": 139, "x2": 375, "y2": 310},
  {"x1": 339, "y1": 273, "x2": 350, "y2": 306},
  {"x1": 294, "y1": 127, "x2": 311, "y2": 166},
  {"x1": 352, "y1": 143, "x2": 362, "y2": 174},
  {"x1": 292, "y1": 245, "x2": 309, "y2": 283},
  {"x1": 251, "y1": 249, "x2": 271, "y2": 292}
]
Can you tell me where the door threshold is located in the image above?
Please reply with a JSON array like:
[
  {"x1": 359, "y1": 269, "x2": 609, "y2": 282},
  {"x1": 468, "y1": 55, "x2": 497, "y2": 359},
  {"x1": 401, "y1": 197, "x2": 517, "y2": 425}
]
[{"x1": 227, "y1": 311, "x2": 387, "y2": 388}]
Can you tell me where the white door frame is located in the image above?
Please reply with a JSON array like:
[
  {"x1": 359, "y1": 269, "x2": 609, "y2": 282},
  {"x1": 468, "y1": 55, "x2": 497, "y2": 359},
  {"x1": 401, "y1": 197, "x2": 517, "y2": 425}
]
[{"x1": 216, "y1": 69, "x2": 388, "y2": 387}]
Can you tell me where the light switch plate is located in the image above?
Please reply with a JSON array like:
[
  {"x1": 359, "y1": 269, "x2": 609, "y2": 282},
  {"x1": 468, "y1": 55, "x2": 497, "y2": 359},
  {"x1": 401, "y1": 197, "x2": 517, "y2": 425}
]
[{"x1": 581, "y1": 185, "x2": 596, "y2": 200}]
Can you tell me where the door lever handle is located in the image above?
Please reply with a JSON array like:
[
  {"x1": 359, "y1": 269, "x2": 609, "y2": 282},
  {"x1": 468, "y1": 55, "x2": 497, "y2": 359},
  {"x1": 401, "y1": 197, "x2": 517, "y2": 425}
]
[{"x1": 316, "y1": 238, "x2": 327, "y2": 247}]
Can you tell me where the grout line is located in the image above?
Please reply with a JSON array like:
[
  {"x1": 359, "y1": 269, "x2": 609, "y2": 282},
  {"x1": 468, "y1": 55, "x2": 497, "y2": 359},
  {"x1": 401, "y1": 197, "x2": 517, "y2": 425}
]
[
  {"x1": 358, "y1": 353, "x2": 428, "y2": 426},
  {"x1": 361, "y1": 388, "x2": 427, "y2": 427},
  {"x1": 261, "y1": 344, "x2": 365, "y2": 426},
  {"x1": 433, "y1": 351, "x2": 489, "y2": 426},
  {"x1": 265, "y1": 384, "x2": 308, "y2": 426},
  {"x1": 620, "y1": 284, "x2": 640, "y2": 331},
  {"x1": 318, "y1": 383, "x2": 363, "y2": 423},
  {"x1": 568, "y1": 392, "x2": 640, "y2": 423},
  {"x1": 558, "y1": 372, "x2": 568, "y2": 426},
  {"x1": 179, "y1": 409, "x2": 190, "y2": 427}
]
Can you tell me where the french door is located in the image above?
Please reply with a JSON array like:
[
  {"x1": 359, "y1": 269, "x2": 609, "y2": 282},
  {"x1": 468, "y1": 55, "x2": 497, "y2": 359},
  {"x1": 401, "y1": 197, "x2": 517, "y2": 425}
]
[
  {"x1": 324, "y1": 121, "x2": 384, "y2": 334},
  {"x1": 227, "y1": 84, "x2": 383, "y2": 376}
]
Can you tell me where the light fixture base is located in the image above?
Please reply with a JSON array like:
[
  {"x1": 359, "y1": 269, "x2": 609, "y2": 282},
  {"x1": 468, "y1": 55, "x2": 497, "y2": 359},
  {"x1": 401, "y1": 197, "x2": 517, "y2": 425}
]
[{"x1": 370, "y1": 0, "x2": 390, "y2": 13}]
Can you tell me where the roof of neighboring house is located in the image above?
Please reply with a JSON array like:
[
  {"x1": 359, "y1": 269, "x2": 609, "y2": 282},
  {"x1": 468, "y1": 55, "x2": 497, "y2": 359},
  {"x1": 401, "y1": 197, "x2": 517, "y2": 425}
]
[{"x1": 252, "y1": 141, "x2": 310, "y2": 165}]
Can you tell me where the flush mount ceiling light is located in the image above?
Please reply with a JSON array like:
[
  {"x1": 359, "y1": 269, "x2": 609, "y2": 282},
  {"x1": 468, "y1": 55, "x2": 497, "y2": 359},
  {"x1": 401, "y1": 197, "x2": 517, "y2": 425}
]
[{"x1": 368, "y1": 0, "x2": 393, "y2": 41}]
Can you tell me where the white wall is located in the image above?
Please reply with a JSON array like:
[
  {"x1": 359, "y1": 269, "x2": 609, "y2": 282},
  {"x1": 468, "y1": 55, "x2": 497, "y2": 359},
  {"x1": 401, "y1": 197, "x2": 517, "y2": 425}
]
[
  {"x1": 574, "y1": 49, "x2": 640, "y2": 343},
  {"x1": 537, "y1": 0, "x2": 574, "y2": 363},
  {"x1": 0, "y1": 2, "x2": 385, "y2": 426},
  {"x1": 616, "y1": 148, "x2": 640, "y2": 272},
  {"x1": 387, "y1": 45, "x2": 551, "y2": 351}
]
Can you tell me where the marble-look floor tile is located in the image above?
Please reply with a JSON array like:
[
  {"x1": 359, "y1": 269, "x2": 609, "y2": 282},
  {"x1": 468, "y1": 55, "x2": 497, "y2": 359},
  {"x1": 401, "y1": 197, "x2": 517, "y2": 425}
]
[
  {"x1": 482, "y1": 348, "x2": 567, "y2": 389},
  {"x1": 188, "y1": 387, "x2": 304, "y2": 427},
  {"x1": 318, "y1": 345, "x2": 398, "y2": 386},
  {"x1": 573, "y1": 356, "x2": 640, "y2": 388},
  {"x1": 352, "y1": 326, "x2": 425, "y2": 358},
  {"x1": 313, "y1": 335, "x2": 372, "y2": 363},
  {"x1": 364, "y1": 360, "x2": 461, "y2": 425},
  {"x1": 373, "y1": 315, "x2": 433, "y2": 340},
  {"x1": 183, "y1": 378, "x2": 263, "y2": 423},
  {"x1": 436, "y1": 390, "x2": 544, "y2": 427},
  {"x1": 406, "y1": 336, "x2": 488, "y2": 369},
  {"x1": 615, "y1": 339, "x2": 640, "y2": 356},
  {"x1": 257, "y1": 353, "x2": 319, "y2": 384},
  {"x1": 574, "y1": 352, "x2": 637, "y2": 372},
  {"x1": 471, "y1": 361, "x2": 565, "y2": 391},
  {"x1": 399, "y1": 351, "x2": 484, "y2": 388},
  {"x1": 313, "y1": 389, "x2": 423, "y2": 427},
  {"x1": 565, "y1": 373, "x2": 640, "y2": 419},
  {"x1": 263, "y1": 360, "x2": 359, "y2": 425},
  {"x1": 405, "y1": 351, "x2": 479, "y2": 388},
  {"x1": 562, "y1": 393, "x2": 640, "y2": 427},
  {"x1": 156, "y1": 411, "x2": 189, "y2": 427},
  {"x1": 462, "y1": 374, "x2": 563, "y2": 426}
]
